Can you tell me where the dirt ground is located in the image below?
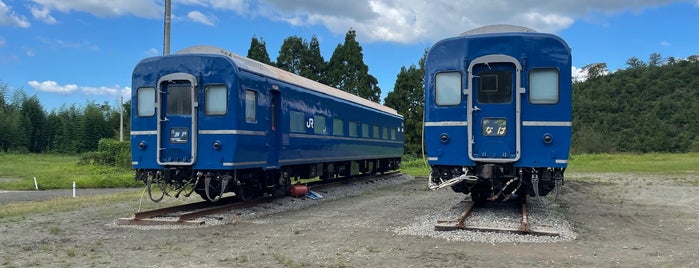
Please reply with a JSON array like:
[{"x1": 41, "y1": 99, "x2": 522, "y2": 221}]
[{"x1": 1, "y1": 172, "x2": 698, "y2": 267}]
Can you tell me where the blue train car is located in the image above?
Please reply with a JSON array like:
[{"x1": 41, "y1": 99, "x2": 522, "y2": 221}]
[
  {"x1": 131, "y1": 46, "x2": 403, "y2": 202},
  {"x1": 424, "y1": 25, "x2": 572, "y2": 202}
]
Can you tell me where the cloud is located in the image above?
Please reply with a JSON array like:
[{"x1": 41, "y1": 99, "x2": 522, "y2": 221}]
[
  {"x1": 572, "y1": 66, "x2": 588, "y2": 82},
  {"x1": 145, "y1": 48, "x2": 159, "y2": 56},
  {"x1": 0, "y1": 0, "x2": 31, "y2": 27},
  {"x1": 660, "y1": 41, "x2": 671, "y2": 46},
  {"x1": 28, "y1": 80, "x2": 79, "y2": 94},
  {"x1": 37, "y1": 36, "x2": 100, "y2": 51},
  {"x1": 0, "y1": 37, "x2": 5, "y2": 47},
  {"x1": 29, "y1": 5, "x2": 57, "y2": 24},
  {"x1": 29, "y1": 0, "x2": 161, "y2": 18},
  {"x1": 187, "y1": 10, "x2": 215, "y2": 26},
  {"x1": 28, "y1": 80, "x2": 131, "y2": 99},
  {"x1": 255, "y1": 0, "x2": 679, "y2": 43}
]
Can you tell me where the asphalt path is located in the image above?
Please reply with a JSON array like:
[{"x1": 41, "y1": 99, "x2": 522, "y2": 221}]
[{"x1": 0, "y1": 188, "x2": 142, "y2": 204}]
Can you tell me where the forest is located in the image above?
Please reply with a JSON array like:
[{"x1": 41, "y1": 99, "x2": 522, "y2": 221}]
[{"x1": 1, "y1": 28, "x2": 698, "y2": 157}]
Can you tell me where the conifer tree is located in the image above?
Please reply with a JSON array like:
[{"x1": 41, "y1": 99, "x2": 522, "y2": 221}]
[
  {"x1": 247, "y1": 36, "x2": 272, "y2": 65},
  {"x1": 325, "y1": 29, "x2": 381, "y2": 102}
]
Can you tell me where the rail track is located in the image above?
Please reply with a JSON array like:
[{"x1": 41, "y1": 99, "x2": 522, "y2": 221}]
[
  {"x1": 118, "y1": 171, "x2": 404, "y2": 226},
  {"x1": 434, "y1": 199, "x2": 560, "y2": 237}
]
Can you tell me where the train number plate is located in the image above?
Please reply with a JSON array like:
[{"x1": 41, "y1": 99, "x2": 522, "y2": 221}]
[
  {"x1": 481, "y1": 118, "x2": 507, "y2": 136},
  {"x1": 169, "y1": 128, "x2": 189, "y2": 143}
]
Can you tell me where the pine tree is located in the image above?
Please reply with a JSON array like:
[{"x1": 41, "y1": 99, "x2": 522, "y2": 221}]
[
  {"x1": 276, "y1": 36, "x2": 305, "y2": 75},
  {"x1": 300, "y1": 35, "x2": 326, "y2": 82},
  {"x1": 247, "y1": 36, "x2": 272, "y2": 65},
  {"x1": 384, "y1": 52, "x2": 426, "y2": 155},
  {"x1": 326, "y1": 29, "x2": 381, "y2": 102}
]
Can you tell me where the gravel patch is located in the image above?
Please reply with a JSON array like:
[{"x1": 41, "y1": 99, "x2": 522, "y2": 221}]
[
  {"x1": 393, "y1": 195, "x2": 578, "y2": 243},
  {"x1": 113, "y1": 173, "x2": 413, "y2": 229}
]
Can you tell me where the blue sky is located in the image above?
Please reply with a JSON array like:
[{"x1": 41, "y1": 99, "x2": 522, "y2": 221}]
[{"x1": 1, "y1": 0, "x2": 698, "y2": 111}]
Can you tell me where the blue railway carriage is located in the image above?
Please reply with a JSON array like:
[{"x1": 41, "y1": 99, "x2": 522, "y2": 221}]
[
  {"x1": 131, "y1": 46, "x2": 403, "y2": 202},
  {"x1": 424, "y1": 25, "x2": 572, "y2": 202}
]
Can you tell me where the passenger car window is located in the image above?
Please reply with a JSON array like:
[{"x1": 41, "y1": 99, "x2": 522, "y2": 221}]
[
  {"x1": 314, "y1": 115, "x2": 327, "y2": 134},
  {"x1": 290, "y1": 111, "x2": 305, "y2": 133},
  {"x1": 349, "y1": 121, "x2": 358, "y2": 137},
  {"x1": 333, "y1": 118, "x2": 344, "y2": 136},
  {"x1": 245, "y1": 90, "x2": 256, "y2": 122}
]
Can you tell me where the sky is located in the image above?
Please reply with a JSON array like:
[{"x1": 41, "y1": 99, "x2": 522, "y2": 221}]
[{"x1": 1, "y1": 0, "x2": 698, "y2": 111}]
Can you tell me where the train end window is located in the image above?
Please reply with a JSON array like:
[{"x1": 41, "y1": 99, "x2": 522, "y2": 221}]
[
  {"x1": 137, "y1": 87, "x2": 155, "y2": 117},
  {"x1": 205, "y1": 85, "x2": 227, "y2": 115},
  {"x1": 435, "y1": 72, "x2": 462, "y2": 106},
  {"x1": 529, "y1": 69, "x2": 559, "y2": 104},
  {"x1": 245, "y1": 90, "x2": 256, "y2": 122}
]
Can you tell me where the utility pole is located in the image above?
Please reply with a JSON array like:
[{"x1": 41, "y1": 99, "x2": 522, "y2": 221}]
[
  {"x1": 164, "y1": 0, "x2": 171, "y2": 55},
  {"x1": 119, "y1": 96, "x2": 124, "y2": 142}
]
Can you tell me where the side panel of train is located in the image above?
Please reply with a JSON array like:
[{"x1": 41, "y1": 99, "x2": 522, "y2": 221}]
[
  {"x1": 424, "y1": 31, "x2": 572, "y2": 201},
  {"x1": 131, "y1": 52, "x2": 403, "y2": 201}
]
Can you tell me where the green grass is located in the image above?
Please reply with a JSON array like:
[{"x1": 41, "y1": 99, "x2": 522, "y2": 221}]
[
  {"x1": 568, "y1": 153, "x2": 699, "y2": 173},
  {"x1": 0, "y1": 153, "x2": 139, "y2": 190},
  {"x1": 400, "y1": 153, "x2": 699, "y2": 176}
]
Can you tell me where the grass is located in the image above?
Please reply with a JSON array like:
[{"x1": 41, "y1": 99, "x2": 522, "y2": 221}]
[
  {"x1": 399, "y1": 152, "x2": 699, "y2": 177},
  {"x1": 0, "y1": 153, "x2": 139, "y2": 190},
  {"x1": 0, "y1": 190, "x2": 145, "y2": 221}
]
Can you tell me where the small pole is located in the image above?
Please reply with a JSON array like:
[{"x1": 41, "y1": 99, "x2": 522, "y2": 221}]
[
  {"x1": 119, "y1": 96, "x2": 124, "y2": 142},
  {"x1": 34, "y1": 177, "x2": 38, "y2": 190},
  {"x1": 72, "y1": 181, "x2": 76, "y2": 198},
  {"x1": 163, "y1": 0, "x2": 171, "y2": 55}
]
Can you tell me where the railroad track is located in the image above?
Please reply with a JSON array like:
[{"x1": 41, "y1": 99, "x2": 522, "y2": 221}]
[
  {"x1": 118, "y1": 171, "x2": 404, "y2": 226},
  {"x1": 434, "y1": 199, "x2": 560, "y2": 237}
]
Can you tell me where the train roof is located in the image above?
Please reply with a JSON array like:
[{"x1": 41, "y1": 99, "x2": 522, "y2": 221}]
[
  {"x1": 175, "y1": 46, "x2": 400, "y2": 117},
  {"x1": 460, "y1": 24, "x2": 536, "y2": 36}
]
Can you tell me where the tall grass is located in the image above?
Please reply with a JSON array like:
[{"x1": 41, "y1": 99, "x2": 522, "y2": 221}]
[{"x1": 0, "y1": 153, "x2": 139, "y2": 190}]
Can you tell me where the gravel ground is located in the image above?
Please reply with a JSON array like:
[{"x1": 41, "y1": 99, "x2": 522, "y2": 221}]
[{"x1": 2, "y1": 172, "x2": 698, "y2": 267}]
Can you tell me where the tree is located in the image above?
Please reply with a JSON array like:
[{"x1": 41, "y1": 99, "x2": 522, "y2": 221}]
[
  {"x1": 276, "y1": 36, "x2": 305, "y2": 75},
  {"x1": 384, "y1": 58, "x2": 425, "y2": 155},
  {"x1": 648, "y1": 52, "x2": 664, "y2": 67},
  {"x1": 581, "y1": 62, "x2": 608, "y2": 79},
  {"x1": 247, "y1": 36, "x2": 272, "y2": 65},
  {"x1": 299, "y1": 35, "x2": 326, "y2": 82},
  {"x1": 625, "y1": 57, "x2": 646, "y2": 69},
  {"x1": 19, "y1": 96, "x2": 48, "y2": 153},
  {"x1": 325, "y1": 29, "x2": 381, "y2": 102}
]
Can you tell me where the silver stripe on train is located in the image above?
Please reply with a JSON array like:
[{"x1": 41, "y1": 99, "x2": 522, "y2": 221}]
[
  {"x1": 199, "y1": 130, "x2": 267, "y2": 136},
  {"x1": 424, "y1": 121, "x2": 469, "y2": 127},
  {"x1": 522, "y1": 121, "x2": 572, "y2": 127}
]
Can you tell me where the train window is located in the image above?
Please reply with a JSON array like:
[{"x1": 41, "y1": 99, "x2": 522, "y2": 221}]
[
  {"x1": 167, "y1": 84, "x2": 192, "y2": 115},
  {"x1": 349, "y1": 121, "x2": 358, "y2": 137},
  {"x1": 383, "y1": 127, "x2": 388, "y2": 140},
  {"x1": 333, "y1": 118, "x2": 344, "y2": 136},
  {"x1": 435, "y1": 72, "x2": 462, "y2": 106},
  {"x1": 362, "y1": 123, "x2": 370, "y2": 138},
  {"x1": 245, "y1": 90, "x2": 256, "y2": 122},
  {"x1": 205, "y1": 85, "x2": 227, "y2": 115},
  {"x1": 373, "y1": 125, "x2": 380, "y2": 139},
  {"x1": 478, "y1": 71, "x2": 512, "y2": 104},
  {"x1": 478, "y1": 71, "x2": 512, "y2": 103},
  {"x1": 314, "y1": 115, "x2": 327, "y2": 135},
  {"x1": 290, "y1": 111, "x2": 305, "y2": 133},
  {"x1": 529, "y1": 69, "x2": 559, "y2": 104},
  {"x1": 137, "y1": 87, "x2": 155, "y2": 117},
  {"x1": 391, "y1": 129, "x2": 397, "y2": 140}
]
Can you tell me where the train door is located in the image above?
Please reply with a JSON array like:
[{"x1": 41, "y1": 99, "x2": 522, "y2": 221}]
[
  {"x1": 156, "y1": 73, "x2": 198, "y2": 165},
  {"x1": 467, "y1": 55, "x2": 522, "y2": 162},
  {"x1": 266, "y1": 85, "x2": 281, "y2": 169}
]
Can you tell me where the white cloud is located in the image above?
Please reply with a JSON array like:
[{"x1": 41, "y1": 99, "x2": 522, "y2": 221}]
[
  {"x1": 0, "y1": 0, "x2": 31, "y2": 27},
  {"x1": 25, "y1": 48, "x2": 35, "y2": 56},
  {"x1": 37, "y1": 37, "x2": 100, "y2": 51},
  {"x1": 28, "y1": 80, "x2": 130, "y2": 99},
  {"x1": 256, "y1": 0, "x2": 679, "y2": 43},
  {"x1": 660, "y1": 41, "x2": 671, "y2": 46},
  {"x1": 572, "y1": 66, "x2": 588, "y2": 82},
  {"x1": 29, "y1": 5, "x2": 57, "y2": 24},
  {"x1": 28, "y1": 80, "x2": 79, "y2": 94},
  {"x1": 29, "y1": 0, "x2": 161, "y2": 18},
  {"x1": 187, "y1": 10, "x2": 215, "y2": 26},
  {"x1": 0, "y1": 37, "x2": 5, "y2": 47}
]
